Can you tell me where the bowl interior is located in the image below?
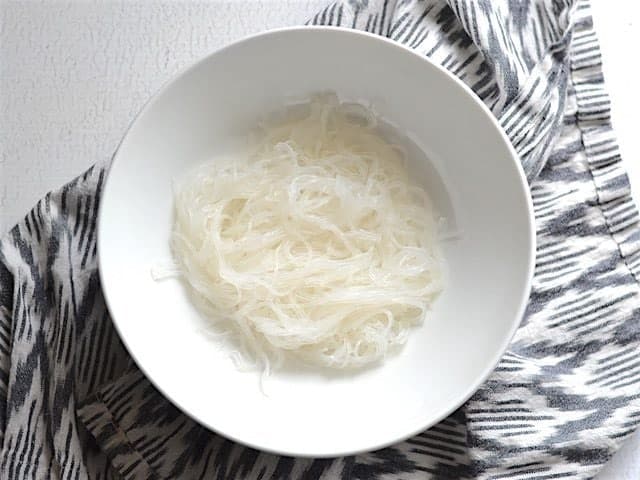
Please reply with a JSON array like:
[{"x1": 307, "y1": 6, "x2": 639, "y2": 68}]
[{"x1": 98, "y1": 27, "x2": 534, "y2": 457}]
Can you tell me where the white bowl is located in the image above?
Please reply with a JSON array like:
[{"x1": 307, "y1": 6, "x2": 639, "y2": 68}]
[{"x1": 98, "y1": 27, "x2": 535, "y2": 457}]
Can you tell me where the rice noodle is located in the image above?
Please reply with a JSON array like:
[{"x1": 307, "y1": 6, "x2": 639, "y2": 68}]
[{"x1": 171, "y1": 94, "x2": 444, "y2": 370}]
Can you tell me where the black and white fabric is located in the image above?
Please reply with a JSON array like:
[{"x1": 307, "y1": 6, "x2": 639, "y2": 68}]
[{"x1": 1, "y1": 0, "x2": 639, "y2": 478}]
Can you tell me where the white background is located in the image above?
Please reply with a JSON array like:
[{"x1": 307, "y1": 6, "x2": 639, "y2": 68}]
[{"x1": 0, "y1": 1, "x2": 638, "y2": 477}]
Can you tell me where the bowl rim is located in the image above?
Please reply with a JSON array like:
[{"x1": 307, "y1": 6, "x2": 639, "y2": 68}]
[{"x1": 97, "y1": 25, "x2": 536, "y2": 458}]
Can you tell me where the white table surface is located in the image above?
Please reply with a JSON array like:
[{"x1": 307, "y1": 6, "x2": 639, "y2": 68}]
[{"x1": 1, "y1": 2, "x2": 638, "y2": 477}]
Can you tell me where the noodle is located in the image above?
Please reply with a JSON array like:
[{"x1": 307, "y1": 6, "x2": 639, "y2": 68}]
[{"x1": 171, "y1": 94, "x2": 444, "y2": 370}]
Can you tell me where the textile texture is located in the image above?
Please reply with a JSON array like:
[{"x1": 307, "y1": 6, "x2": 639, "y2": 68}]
[{"x1": 1, "y1": 0, "x2": 639, "y2": 478}]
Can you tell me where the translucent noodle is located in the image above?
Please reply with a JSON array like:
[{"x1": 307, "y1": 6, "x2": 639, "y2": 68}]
[{"x1": 171, "y1": 94, "x2": 444, "y2": 370}]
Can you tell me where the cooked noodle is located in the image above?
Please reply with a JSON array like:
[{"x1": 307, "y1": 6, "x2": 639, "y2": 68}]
[{"x1": 171, "y1": 95, "x2": 444, "y2": 370}]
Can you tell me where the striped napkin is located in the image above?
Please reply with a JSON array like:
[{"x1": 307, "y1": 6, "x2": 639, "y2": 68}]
[{"x1": 1, "y1": 0, "x2": 639, "y2": 478}]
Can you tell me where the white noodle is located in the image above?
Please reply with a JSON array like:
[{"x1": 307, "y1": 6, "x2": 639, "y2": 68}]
[{"x1": 171, "y1": 94, "x2": 444, "y2": 370}]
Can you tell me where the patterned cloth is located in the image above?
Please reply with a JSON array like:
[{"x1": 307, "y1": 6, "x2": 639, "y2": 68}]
[{"x1": 1, "y1": 0, "x2": 639, "y2": 478}]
